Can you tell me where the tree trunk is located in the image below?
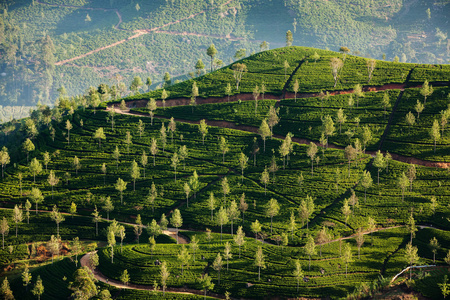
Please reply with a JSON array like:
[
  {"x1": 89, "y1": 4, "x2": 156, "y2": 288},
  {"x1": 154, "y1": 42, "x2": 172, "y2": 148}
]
[
  {"x1": 220, "y1": 225, "x2": 223, "y2": 242},
  {"x1": 258, "y1": 266, "x2": 261, "y2": 280}
]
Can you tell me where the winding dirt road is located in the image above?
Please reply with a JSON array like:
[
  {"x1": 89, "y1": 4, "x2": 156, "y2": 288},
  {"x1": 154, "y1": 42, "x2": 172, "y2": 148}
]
[
  {"x1": 107, "y1": 82, "x2": 450, "y2": 169},
  {"x1": 80, "y1": 251, "x2": 224, "y2": 299},
  {"x1": 37, "y1": 0, "x2": 239, "y2": 66}
]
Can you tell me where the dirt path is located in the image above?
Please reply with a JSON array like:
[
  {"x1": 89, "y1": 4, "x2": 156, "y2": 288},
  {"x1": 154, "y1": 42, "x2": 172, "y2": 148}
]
[
  {"x1": 48, "y1": 0, "x2": 235, "y2": 66},
  {"x1": 80, "y1": 251, "x2": 224, "y2": 298},
  {"x1": 107, "y1": 102, "x2": 450, "y2": 169}
]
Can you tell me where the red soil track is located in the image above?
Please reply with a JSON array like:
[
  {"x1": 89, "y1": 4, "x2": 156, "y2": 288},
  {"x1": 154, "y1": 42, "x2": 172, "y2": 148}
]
[{"x1": 109, "y1": 81, "x2": 450, "y2": 169}]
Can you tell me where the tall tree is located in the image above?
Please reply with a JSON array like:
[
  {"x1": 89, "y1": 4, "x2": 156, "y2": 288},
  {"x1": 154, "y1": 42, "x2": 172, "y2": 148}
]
[
  {"x1": 353, "y1": 84, "x2": 364, "y2": 108},
  {"x1": 405, "y1": 111, "x2": 416, "y2": 133},
  {"x1": 199, "y1": 119, "x2": 208, "y2": 145},
  {"x1": 112, "y1": 146, "x2": 120, "y2": 169},
  {"x1": 47, "y1": 170, "x2": 59, "y2": 198},
  {"x1": 12, "y1": 205, "x2": 23, "y2": 237},
  {"x1": 293, "y1": 259, "x2": 303, "y2": 293},
  {"x1": 315, "y1": 226, "x2": 330, "y2": 257},
  {"x1": 0, "y1": 148, "x2": 10, "y2": 178},
  {"x1": 366, "y1": 59, "x2": 376, "y2": 83},
  {"x1": 265, "y1": 198, "x2": 280, "y2": 234},
  {"x1": 239, "y1": 193, "x2": 248, "y2": 222},
  {"x1": 50, "y1": 205, "x2": 65, "y2": 237},
  {"x1": 232, "y1": 63, "x2": 247, "y2": 90},
  {"x1": 225, "y1": 83, "x2": 232, "y2": 102},
  {"x1": 32, "y1": 275, "x2": 44, "y2": 300},
  {"x1": 22, "y1": 264, "x2": 32, "y2": 291},
  {"x1": 195, "y1": 59, "x2": 205, "y2": 76},
  {"x1": 171, "y1": 153, "x2": 179, "y2": 182},
  {"x1": 267, "y1": 106, "x2": 280, "y2": 136},
  {"x1": 216, "y1": 206, "x2": 228, "y2": 241},
  {"x1": 30, "y1": 187, "x2": 44, "y2": 214},
  {"x1": 404, "y1": 242, "x2": 419, "y2": 279},
  {"x1": 251, "y1": 219, "x2": 261, "y2": 240},
  {"x1": 304, "y1": 234, "x2": 316, "y2": 270},
  {"x1": 103, "y1": 197, "x2": 114, "y2": 221},
  {"x1": 342, "y1": 198, "x2": 351, "y2": 226},
  {"x1": 221, "y1": 177, "x2": 230, "y2": 204},
  {"x1": 92, "y1": 206, "x2": 101, "y2": 236},
  {"x1": 161, "y1": 89, "x2": 169, "y2": 109},
  {"x1": 430, "y1": 119, "x2": 440, "y2": 153},
  {"x1": 124, "y1": 131, "x2": 132, "y2": 154},
  {"x1": 259, "y1": 119, "x2": 271, "y2": 152},
  {"x1": 307, "y1": 142, "x2": 318, "y2": 175},
  {"x1": 177, "y1": 246, "x2": 191, "y2": 275},
  {"x1": 207, "y1": 192, "x2": 216, "y2": 221},
  {"x1": 0, "y1": 217, "x2": 9, "y2": 249},
  {"x1": 29, "y1": 157, "x2": 42, "y2": 183},
  {"x1": 293, "y1": 79, "x2": 299, "y2": 101},
  {"x1": 150, "y1": 138, "x2": 158, "y2": 166},
  {"x1": 420, "y1": 80, "x2": 433, "y2": 104},
  {"x1": 147, "y1": 98, "x2": 157, "y2": 125},
  {"x1": 199, "y1": 274, "x2": 214, "y2": 300},
  {"x1": 65, "y1": 120, "x2": 72, "y2": 144},
  {"x1": 406, "y1": 213, "x2": 418, "y2": 243},
  {"x1": 115, "y1": 178, "x2": 127, "y2": 205},
  {"x1": 206, "y1": 43, "x2": 218, "y2": 72},
  {"x1": 160, "y1": 262, "x2": 170, "y2": 296},
  {"x1": 228, "y1": 200, "x2": 240, "y2": 236},
  {"x1": 168, "y1": 117, "x2": 176, "y2": 143},
  {"x1": 359, "y1": 170, "x2": 373, "y2": 202},
  {"x1": 212, "y1": 253, "x2": 223, "y2": 284},
  {"x1": 429, "y1": 237, "x2": 440, "y2": 263},
  {"x1": 190, "y1": 235, "x2": 199, "y2": 262},
  {"x1": 219, "y1": 137, "x2": 229, "y2": 163},
  {"x1": 373, "y1": 150, "x2": 386, "y2": 185},
  {"x1": 23, "y1": 138, "x2": 35, "y2": 163},
  {"x1": 342, "y1": 243, "x2": 353, "y2": 276},
  {"x1": 130, "y1": 160, "x2": 140, "y2": 190},
  {"x1": 260, "y1": 167, "x2": 270, "y2": 194},
  {"x1": 330, "y1": 57, "x2": 343, "y2": 87},
  {"x1": 234, "y1": 226, "x2": 245, "y2": 258},
  {"x1": 223, "y1": 241, "x2": 232, "y2": 270},
  {"x1": 69, "y1": 267, "x2": 98, "y2": 299},
  {"x1": 415, "y1": 100, "x2": 424, "y2": 119},
  {"x1": 72, "y1": 156, "x2": 81, "y2": 175},
  {"x1": 336, "y1": 108, "x2": 347, "y2": 134},
  {"x1": 170, "y1": 209, "x2": 183, "y2": 244},
  {"x1": 355, "y1": 228, "x2": 364, "y2": 259},
  {"x1": 254, "y1": 246, "x2": 266, "y2": 281},
  {"x1": 286, "y1": 30, "x2": 293, "y2": 46},
  {"x1": 238, "y1": 152, "x2": 248, "y2": 182}
]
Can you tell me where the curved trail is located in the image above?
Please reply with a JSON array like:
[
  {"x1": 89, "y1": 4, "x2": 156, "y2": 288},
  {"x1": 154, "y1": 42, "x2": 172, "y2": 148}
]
[
  {"x1": 40, "y1": 0, "x2": 237, "y2": 66},
  {"x1": 80, "y1": 251, "x2": 224, "y2": 299}
]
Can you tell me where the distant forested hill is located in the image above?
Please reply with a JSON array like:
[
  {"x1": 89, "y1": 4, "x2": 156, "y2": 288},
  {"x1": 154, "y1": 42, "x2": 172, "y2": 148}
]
[{"x1": 0, "y1": 0, "x2": 448, "y2": 113}]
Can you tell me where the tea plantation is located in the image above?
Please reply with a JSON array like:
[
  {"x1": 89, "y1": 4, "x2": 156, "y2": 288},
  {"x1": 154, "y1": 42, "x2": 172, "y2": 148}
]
[{"x1": 0, "y1": 46, "x2": 449, "y2": 299}]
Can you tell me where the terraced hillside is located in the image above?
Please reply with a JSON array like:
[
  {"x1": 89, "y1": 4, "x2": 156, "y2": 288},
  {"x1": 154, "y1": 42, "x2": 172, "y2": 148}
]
[
  {"x1": 0, "y1": 46, "x2": 449, "y2": 299},
  {"x1": 0, "y1": 0, "x2": 449, "y2": 111}
]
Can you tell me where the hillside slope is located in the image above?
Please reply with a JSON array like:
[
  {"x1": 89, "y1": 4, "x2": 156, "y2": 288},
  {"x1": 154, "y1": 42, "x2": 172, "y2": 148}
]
[
  {"x1": 0, "y1": 0, "x2": 448, "y2": 112},
  {"x1": 0, "y1": 46, "x2": 448, "y2": 299}
]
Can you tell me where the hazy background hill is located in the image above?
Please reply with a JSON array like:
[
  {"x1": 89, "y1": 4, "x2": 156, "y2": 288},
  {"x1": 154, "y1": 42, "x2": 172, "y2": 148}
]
[{"x1": 0, "y1": 0, "x2": 448, "y2": 117}]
